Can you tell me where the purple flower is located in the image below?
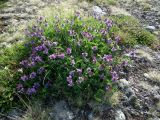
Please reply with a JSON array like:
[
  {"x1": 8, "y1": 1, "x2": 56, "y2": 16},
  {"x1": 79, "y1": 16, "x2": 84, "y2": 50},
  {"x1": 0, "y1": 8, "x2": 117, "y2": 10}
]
[
  {"x1": 87, "y1": 67, "x2": 93, "y2": 76},
  {"x1": 122, "y1": 61, "x2": 128, "y2": 66},
  {"x1": 76, "y1": 69, "x2": 82, "y2": 75},
  {"x1": 66, "y1": 48, "x2": 72, "y2": 55},
  {"x1": 115, "y1": 36, "x2": 120, "y2": 43},
  {"x1": 69, "y1": 30, "x2": 76, "y2": 36},
  {"x1": 100, "y1": 28, "x2": 107, "y2": 35},
  {"x1": 37, "y1": 67, "x2": 45, "y2": 74},
  {"x1": 29, "y1": 72, "x2": 36, "y2": 79},
  {"x1": 43, "y1": 48, "x2": 49, "y2": 54},
  {"x1": 57, "y1": 53, "x2": 65, "y2": 59},
  {"x1": 105, "y1": 85, "x2": 110, "y2": 91},
  {"x1": 33, "y1": 83, "x2": 40, "y2": 89},
  {"x1": 75, "y1": 11, "x2": 80, "y2": 17},
  {"x1": 28, "y1": 61, "x2": 36, "y2": 67},
  {"x1": 20, "y1": 60, "x2": 28, "y2": 67},
  {"x1": 42, "y1": 44, "x2": 47, "y2": 49},
  {"x1": 35, "y1": 45, "x2": 43, "y2": 52},
  {"x1": 45, "y1": 22, "x2": 48, "y2": 27},
  {"x1": 111, "y1": 47, "x2": 117, "y2": 52},
  {"x1": 49, "y1": 54, "x2": 57, "y2": 59},
  {"x1": 21, "y1": 75, "x2": 28, "y2": 81},
  {"x1": 82, "y1": 52, "x2": 88, "y2": 57},
  {"x1": 111, "y1": 71, "x2": 119, "y2": 81},
  {"x1": 92, "y1": 56, "x2": 97, "y2": 63},
  {"x1": 129, "y1": 51, "x2": 136, "y2": 58},
  {"x1": 92, "y1": 46, "x2": 97, "y2": 51},
  {"x1": 67, "y1": 75, "x2": 73, "y2": 87},
  {"x1": 81, "y1": 32, "x2": 93, "y2": 41},
  {"x1": 107, "y1": 39, "x2": 112, "y2": 44},
  {"x1": 34, "y1": 56, "x2": 43, "y2": 62},
  {"x1": 104, "y1": 19, "x2": 112, "y2": 28},
  {"x1": 16, "y1": 84, "x2": 24, "y2": 91},
  {"x1": 27, "y1": 87, "x2": 36, "y2": 95},
  {"x1": 103, "y1": 54, "x2": 113, "y2": 62}
]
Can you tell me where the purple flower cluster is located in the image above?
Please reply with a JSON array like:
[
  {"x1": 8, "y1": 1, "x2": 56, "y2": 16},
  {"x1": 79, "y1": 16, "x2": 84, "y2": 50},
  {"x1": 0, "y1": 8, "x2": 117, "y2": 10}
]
[
  {"x1": 81, "y1": 32, "x2": 93, "y2": 41},
  {"x1": 111, "y1": 71, "x2": 119, "y2": 81},
  {"x1": 21, "y1": 75, "x2": 28, "y2": 81},
  {"x1": 100, "y1": 28, "x2": 107, "y2": 35},
  {"x1": 103, "y1": 55, "x2": 113, "y2": 62},
  {"x1": 27, "y1": 87, "x2": 36, "y2": 95},
  {"x1": 66, "y1": 48, "x2": 72, "y2": 55},
  {"x1": 76, "y1": 69, "x2": 82, "y2": 75},
  {"x1": 49, "y1": 54, "x2": 56, "y2": 59},
  {"x1": 67, "y1": 75, "x2": 73, "y2": 87},
  {"x1": 104, "y1": 19, "x2": 113, "y2": 28},
  {"x1": 20, "y1": 60, "x2": 28, "y2": 67},
  {"x1": 57, "y1": 53, "x2": 65, "y2": 59},
  {"x1": 29, "y1": 72, "x2": 36, "y2": 79},
  {"x1": 37, "y1": 67, "x2": 45, "y2": 74}
]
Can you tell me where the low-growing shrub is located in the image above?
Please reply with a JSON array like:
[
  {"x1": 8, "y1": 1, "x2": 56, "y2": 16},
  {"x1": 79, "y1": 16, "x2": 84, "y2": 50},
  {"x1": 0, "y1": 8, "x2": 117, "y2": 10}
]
[{"x1": 15, "y1": 14, "x2": 129, "y2": 106}]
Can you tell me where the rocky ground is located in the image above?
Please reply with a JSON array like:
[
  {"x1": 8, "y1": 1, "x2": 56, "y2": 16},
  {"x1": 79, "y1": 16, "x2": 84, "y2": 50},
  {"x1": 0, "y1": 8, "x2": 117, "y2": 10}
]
[
  {"x1": 118, "y1": 0, "x2": 160, "y2": 38},
  {"x1": 0, "y1": 0, "x2": 64, "y2": 49},
  {"x1": 0, "y1": 0, "x2": 160, "y2": 120}
]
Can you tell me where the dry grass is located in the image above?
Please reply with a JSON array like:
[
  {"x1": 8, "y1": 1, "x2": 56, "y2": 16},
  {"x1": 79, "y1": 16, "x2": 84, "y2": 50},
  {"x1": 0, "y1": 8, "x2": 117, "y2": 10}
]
[
  {"x1": 18, "y1": 101, "x2": 51, "y2": 120},
  {"x1": 144, "y1": 70, "x2": 160, "y2": 83}
]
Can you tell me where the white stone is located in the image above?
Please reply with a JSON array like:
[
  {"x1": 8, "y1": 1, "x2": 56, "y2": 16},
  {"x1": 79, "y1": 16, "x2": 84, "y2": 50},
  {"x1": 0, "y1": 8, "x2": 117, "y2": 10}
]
[
  {"x1": 115, "y1": 109, "x2": 126, "y2": 120},
  {"x1": 92, "y1": 6, "x2": 106, "y2": 16},
  {"x1": 146, "y1": 25, "x2": 156, "y2": 31}
]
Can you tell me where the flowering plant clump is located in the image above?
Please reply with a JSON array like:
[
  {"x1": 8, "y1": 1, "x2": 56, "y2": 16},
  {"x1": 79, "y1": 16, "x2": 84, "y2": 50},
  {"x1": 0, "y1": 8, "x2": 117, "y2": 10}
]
[{"x1": 17, "y1": 14, "x2": 129, "y2": 104}]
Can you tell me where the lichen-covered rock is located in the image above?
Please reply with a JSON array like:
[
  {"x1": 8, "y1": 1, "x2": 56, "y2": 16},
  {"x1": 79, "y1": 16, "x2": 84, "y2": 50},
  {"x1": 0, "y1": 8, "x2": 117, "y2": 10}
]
[{"x1": 50, "y1": 101, "x2": 74, "y2": 120}]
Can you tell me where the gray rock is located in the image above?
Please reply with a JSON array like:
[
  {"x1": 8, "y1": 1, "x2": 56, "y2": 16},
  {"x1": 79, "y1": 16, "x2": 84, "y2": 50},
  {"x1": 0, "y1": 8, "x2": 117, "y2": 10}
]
[
  {"x1": 115, "y1": 109, "x2": 126, "y2": 120},
  {"x1": 126, "y1": 88, "x2": 135, "y2": 98},
  {"x1": 7, "y1": 109, "x2": 23, "y2": 119},
  {"x1": 88, "y1": 112, "x2": 93, "y2": 120},
  {"x1": 152, "y1": 117, "x2": 160, "y2": 120},
  {"x1": 92, "y1": 6, "x2": 106, "y2": 16},
  {"x1": 153, "y1": 94, "x2": 160, "y2": 102},
  {"x1": 118, "y1": 79, "x2": 129, "y2": 89},
  {"x1": 87, "y1": 112, "x2": 103, "y2": 120},
  {"x1": 146, "y1": 25, "x2": 156, "y2": 31},
  {"x1": 50, "y1": 101, "x2": 74, "y2": 120}
]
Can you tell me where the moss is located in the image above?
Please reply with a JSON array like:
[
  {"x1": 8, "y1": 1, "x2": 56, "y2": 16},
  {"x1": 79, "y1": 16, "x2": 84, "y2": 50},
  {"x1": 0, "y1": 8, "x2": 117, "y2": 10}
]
[
  {"x1": 84, "y1": 0, "x2": 117, "y2": 6},
  {"x1": 109, "y1": 91, "x2": 123, "y2": 107},
  {"x1": 109, "y1": 15, "x2": 157, "y2": 46}
]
